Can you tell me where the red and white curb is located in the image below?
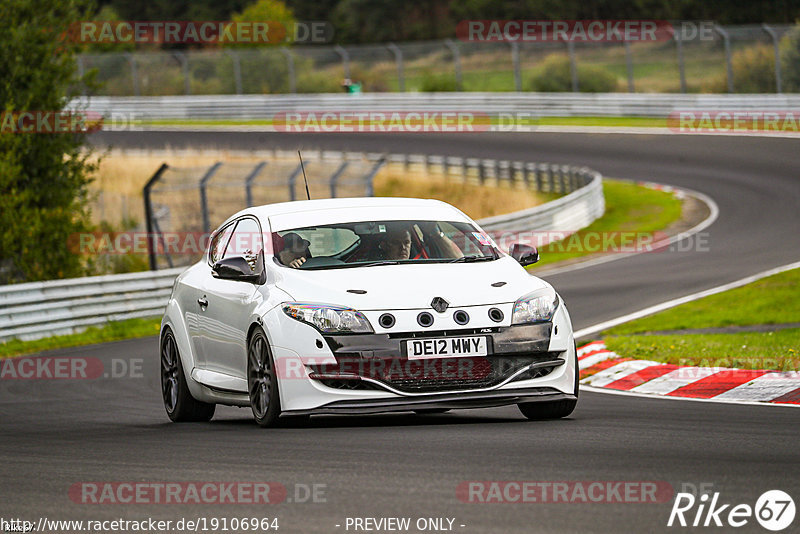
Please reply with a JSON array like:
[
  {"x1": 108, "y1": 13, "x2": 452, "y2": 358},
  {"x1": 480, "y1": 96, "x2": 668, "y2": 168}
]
[{"x1": 577, "y1": 341, "x2": 800, "y2": 406}]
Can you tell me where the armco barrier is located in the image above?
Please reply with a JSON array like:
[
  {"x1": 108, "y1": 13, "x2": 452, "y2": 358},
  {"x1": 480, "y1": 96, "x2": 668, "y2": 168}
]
[
  {"x1": 477, "y1": 167, "x2": 603, "y2": 234},
  {"x1": 0, "y1": 156, "x2": 603, "y2": 342},
  {"x1": 0, "y1": 268, "x2": 183, "y2": 342},
  {"x1": 72, "y1": 93, "x2": 800, "y2": 121}
]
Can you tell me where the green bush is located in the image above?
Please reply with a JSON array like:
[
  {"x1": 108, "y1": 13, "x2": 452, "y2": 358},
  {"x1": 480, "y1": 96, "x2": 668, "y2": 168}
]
[
  {"x1": 780, "y1": 23, "x2": 800, "y2": 92},
  {"x1": 527, "y1": 54, "x2": 618, "y2": 93},
  {"x1": 84, "y1": 219, "x2": 149, "y2": 275},
  {"x1": 296, "y1": 66, "x2": 343, "y2": 93},
  {"x1": 709, "y1": 44, "x2": 776, "y2": 93},
  {"x1": 419, "y1": 71, "x2": 459, "y2": 92},
  {"x1": 348, "y1": 65, "x2": 390, "y2": 92}
]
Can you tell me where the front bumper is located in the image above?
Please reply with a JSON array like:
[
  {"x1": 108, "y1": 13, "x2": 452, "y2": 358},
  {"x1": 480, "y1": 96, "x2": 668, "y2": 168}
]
[
  {"x1": 268, "y1": 304, "x2": 575, "y2": 412},
  {"x1": 282, "y1": 387, "x2": 575, "y2": 416},
  {"x1": 309, "y1": 323, "x2": 564, "y2": 394}
]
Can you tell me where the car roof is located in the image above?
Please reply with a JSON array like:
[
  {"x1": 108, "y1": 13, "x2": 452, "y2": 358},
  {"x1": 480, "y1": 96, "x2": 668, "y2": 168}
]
[{"x1": 222, "y1": 197, "x2": 472, "y2": 231}]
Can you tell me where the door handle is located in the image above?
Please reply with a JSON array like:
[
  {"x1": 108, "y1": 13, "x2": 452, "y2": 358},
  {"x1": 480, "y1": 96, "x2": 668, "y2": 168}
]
[{"x1": 197, "y1": 297, "x2": 208, "y2": 308}]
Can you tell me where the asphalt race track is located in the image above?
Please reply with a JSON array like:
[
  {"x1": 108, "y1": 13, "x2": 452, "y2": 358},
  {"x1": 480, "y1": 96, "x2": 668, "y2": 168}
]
[{"x1": 2, "y1": 131, "x2": 799, "y2": 533}]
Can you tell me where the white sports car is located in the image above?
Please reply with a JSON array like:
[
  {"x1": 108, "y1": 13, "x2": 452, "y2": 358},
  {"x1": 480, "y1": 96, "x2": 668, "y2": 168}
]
[{"x1": 160, "y1": 197, "x2": 578, "y2": 427}]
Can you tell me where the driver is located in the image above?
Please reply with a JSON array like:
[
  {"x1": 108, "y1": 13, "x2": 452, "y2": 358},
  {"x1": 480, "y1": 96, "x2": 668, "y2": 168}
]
[
  {"x1": 278, "y1": 232, "x2": 310, "y2": 268},
  {"x1": 377, "y1": 227, "x2": 412, "y2": 260}
]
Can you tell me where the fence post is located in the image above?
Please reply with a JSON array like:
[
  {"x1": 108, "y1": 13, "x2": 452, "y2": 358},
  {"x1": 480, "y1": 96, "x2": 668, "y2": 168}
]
[
  {"x1": 280, "y1": 48, "x2": 296, "y2": 93},
  {"x1": 567, "y1": 41, "x2": 579, "y2": 92},
  {"x1": 522, "y1": 163, "x2": 532, "y2": 188},
  {"x1": 387, "y1": 43, "x2": 404, "y2": 92},
  {"x1": 199, "y1": 162, "x2": 223, "y2": 233},
  {"x1": 714, "y1": 25, "x2": 734, "y2": 93},
  {"x1": 510, "y1": 41, "x2": 522, "y2": 92},
  {"x1": 174, "y1": 52, "x2": 190, "y2": 95},
  {"x1": 328, "y1": 161, "x2": 349, "y2": 198},
  {"x1": 624, "y1": 41, "x2": 635, "y2": 93},
  {"x1": 143, "y1": 163, "x2": 169, "y2": 271},
  {"x1": 244, "y1": 161, "x2": 267, "y2": 207},
  {"x1": 762, "y1": 24, "x2": 782, "y2": 93},
  {"x1": 535, "y1": 164, "x2": 544, "y2": 191},
  {"x1": 335, "y1": 45, "x2": 351, "y2": 79},
  {"x1": 674, "y1": 32, "x2": 687, "y2": 94},
  {"x1": 76, "y1": 55, "x2": 85, "y2": 79},
  {"x1": 444, "y1": 39, "x2": 462, "y2": 90},
  {"x1": 363, "y1": 157, "x2": 386, "y2": 196},
  {"x1": 76, "y1": 55, "x2": 86, "y2": 95},
  {"x1": 225, "y1": 50, "x2": 243, "y2": 95},
  {"x1": 126, "y1": 53, "x2": 139, "y2": 96},
  {"x1": 287, "y1": 162, "x2": 304, "y2": 201}
]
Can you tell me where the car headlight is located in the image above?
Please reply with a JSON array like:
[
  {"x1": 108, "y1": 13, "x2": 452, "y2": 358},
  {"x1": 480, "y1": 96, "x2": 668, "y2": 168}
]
[
  {"x1": 511, "y1": 291, "x2": 560, "y2": 325},
  {"x1": 281, "y1": 302, "x2": 374, "y2": 334}
]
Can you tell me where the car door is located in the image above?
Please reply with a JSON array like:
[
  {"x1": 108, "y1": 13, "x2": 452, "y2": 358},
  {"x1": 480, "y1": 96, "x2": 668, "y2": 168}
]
[
  {"x1": 183, "y1": 221, "x2": 236, "y2": 369},
  {"x1": 200, "y1": 216, "x2": 263, "y2": 380}
]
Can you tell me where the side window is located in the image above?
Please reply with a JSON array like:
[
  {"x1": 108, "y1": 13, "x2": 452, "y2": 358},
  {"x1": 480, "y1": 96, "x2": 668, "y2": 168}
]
[
  {"x1": 224, "y1": 217, "x2": 264, "y2": 259},
  {"x1": 208, "y1": 223, "x2": 235, "y2": 265}
]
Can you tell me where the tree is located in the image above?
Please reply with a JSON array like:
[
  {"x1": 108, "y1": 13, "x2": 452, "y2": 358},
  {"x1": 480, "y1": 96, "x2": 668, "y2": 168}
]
[
  {"x1": 230, "y1": 0, "x2": 296, "y2": 47},
  {"x1": 0, "y1": 0, "x2": 99, "y2": 283},
  {"x1": 780, "y1": 22, "x2": 800, "y2": 92}
]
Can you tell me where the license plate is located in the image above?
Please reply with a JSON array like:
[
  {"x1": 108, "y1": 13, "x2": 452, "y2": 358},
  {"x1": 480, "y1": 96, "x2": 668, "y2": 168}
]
[{"x1": 405, "y1": 336, "x2": 488, "y2": 359}]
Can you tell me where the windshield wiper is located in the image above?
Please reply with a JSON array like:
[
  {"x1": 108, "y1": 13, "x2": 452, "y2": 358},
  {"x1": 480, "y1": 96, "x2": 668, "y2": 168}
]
[
  {"x1": 447, "y1": 255, "x2": 495, "y2": 263},
  {"x1": 357, "y1": 260, "x2": 401, "y2": 267}
]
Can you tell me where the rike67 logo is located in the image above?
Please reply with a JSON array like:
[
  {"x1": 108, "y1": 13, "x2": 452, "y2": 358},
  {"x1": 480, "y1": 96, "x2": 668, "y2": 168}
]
[{"x1": 668, "y1": 489, "x2": 795, "y2": 531}]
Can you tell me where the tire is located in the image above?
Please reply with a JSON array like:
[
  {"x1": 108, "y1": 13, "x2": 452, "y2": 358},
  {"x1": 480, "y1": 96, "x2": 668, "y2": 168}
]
[
  {"x1": 247, "y1": 327, "x2": 282, "y2": 427},
  {"x1": 160, "y1": 328, "x2": 216, "y2": 422},
  {"x1": 414, "y1": 409, "x2": 451, "y2": 415},
  {"x1": 517, "y1": 340, "x2": 579, "y2": 420}
]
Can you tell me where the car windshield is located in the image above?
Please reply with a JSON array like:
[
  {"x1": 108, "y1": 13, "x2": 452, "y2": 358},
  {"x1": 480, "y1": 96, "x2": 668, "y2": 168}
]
[{"x1": 271, "y1": 220, "x2": 498, "y2": 270}]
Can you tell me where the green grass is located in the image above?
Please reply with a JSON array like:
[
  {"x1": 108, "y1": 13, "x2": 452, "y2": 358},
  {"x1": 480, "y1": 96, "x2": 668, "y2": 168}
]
[
  {"x1": 602, "y1": 268, "x2": 800, "y2": 371},
  {"x1": 605, "y1": 330, "x2": 800, "y2": 372},
  {"x1": 536, "y1": 116, "x2": 666, "y2": 128},
  {"x1": 606, "y1": 268, "x2": 800, "y2": 335},
  {"x1": 528, "y1": 179, "x2": 683, "y2": 269},
  {"x1": 0, "y1": 317, "x2": 161, "y2": 359},
  {"x1": 144, "y1": 115, "x2": 797, "y2": 131},
  {"x1": 138, "y1": 116, "x2": 669, "y2": 129}
]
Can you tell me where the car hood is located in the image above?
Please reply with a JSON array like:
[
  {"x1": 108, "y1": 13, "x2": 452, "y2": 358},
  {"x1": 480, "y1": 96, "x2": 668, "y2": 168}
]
[{"x1": 272, "y1": 256, "x2": 550, "y2": 310}]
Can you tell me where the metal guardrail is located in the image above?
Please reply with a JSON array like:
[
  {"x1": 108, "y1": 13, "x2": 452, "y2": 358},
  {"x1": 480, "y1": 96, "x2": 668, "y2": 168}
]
[
  {"x1": 0, "y1": 154, "x2": 604, "y2": 342},
  {"x1": 75, "y1": 93, "x2": 800, "y2": 121},
  {"x1": 0, "y1": 268, "x2": 183, "y2": 342},
  {"x1": 477, "y1": 166, "x2": 603, "y2": 234}
]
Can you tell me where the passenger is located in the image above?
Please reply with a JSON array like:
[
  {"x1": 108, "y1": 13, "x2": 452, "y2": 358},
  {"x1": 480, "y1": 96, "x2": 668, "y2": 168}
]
[{"x1": 278, "y1": 232, "x2": 310, "y2": 268}]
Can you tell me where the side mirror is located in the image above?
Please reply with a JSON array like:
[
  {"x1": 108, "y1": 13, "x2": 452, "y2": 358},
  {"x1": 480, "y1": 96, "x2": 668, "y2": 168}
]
[
  {"x1": 212, "y1": 251, "x2": 265, "y2": 284},
  {"x1": 509, "y1": 243, "x2": 539, "y2": 266}
]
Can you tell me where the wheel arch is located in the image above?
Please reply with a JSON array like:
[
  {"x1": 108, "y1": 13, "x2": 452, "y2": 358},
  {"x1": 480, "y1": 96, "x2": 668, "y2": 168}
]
[{"x1": 160, "y1": 300, "x2": 204, "y2": 400}]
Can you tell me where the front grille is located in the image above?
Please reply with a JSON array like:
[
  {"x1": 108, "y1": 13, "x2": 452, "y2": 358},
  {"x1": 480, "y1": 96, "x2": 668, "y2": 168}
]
[
  {"x1": 316, "y1": 378, "x2": 383, "y2": 391},
  {"x1": 309, "y1": 353, "x2": 561, "y2": 393}
]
